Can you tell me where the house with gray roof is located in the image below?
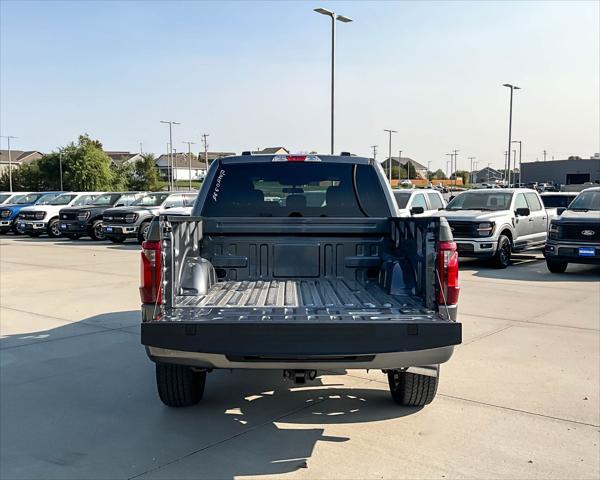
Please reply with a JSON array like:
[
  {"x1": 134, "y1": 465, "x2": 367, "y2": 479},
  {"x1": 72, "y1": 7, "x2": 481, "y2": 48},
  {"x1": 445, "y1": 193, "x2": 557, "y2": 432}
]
[{"x1": 0, "y1": 150, "x2": 43, "y2": 175}]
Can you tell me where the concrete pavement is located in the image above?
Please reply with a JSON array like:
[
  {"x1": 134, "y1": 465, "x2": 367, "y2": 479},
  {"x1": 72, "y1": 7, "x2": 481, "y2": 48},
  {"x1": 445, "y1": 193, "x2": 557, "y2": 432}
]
[{"x1": 1, "y1": 237, "x2": 599, "y2": 479}]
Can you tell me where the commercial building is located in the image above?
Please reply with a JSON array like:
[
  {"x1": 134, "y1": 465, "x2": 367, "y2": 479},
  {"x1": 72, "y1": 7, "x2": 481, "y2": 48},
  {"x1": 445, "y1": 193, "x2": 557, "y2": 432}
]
[{"x1": 520, "y1": 155, "x2": 600, "y2": 186}]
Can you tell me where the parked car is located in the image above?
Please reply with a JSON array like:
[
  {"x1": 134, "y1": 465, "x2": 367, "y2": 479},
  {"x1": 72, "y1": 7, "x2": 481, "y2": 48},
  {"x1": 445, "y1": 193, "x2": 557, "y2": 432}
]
[
  {"x1": 399, "y1": 179, "x2": 413, "y2": 187},
  {"x1": 392, "y1": 188, "x2": 446, "y2": 217},
  {"x1": 140, "y1": 153, "x2": 462, "y2": 408},
  {"x1": 17, "y1": 192, "x2": 102, "y2": 238},
  {"x1": 102, "y1": 192, "x2": 196, "y2": 244},
  {"x1": 0, "y1": 192, "x2": 30, "y2": 205},
  {"x1": 544, "y1": 187, "x2": 600, "y2": 273},
  {"x1": 57, "y1": 192, "x2": 146, "y2": 240},
  {"x1": 540, "y1": 192, "x2": 578, "y2": 218},
  {"x1": 434, "y1": 188, "x2": 549, "y2": 268},
  {"x1": 0, "y1": 192, "x2": 63, "y2": 234}
]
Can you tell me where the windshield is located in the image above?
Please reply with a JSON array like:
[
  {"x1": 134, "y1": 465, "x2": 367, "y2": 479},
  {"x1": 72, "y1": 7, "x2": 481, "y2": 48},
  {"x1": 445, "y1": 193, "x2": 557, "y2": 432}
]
[
  {"x1": 90, "y1": 193, "x2": 121, "y2": 206},
  {"x1": 0, "y1": 194, "x2": 10, "y2": 203},
  {"x1": 446, "y1": 192, "x2": 513, "y2": 211},
  {"x1": 541, "y1": 195, "x2": 576, "y2": 209},
  {"x1": 49, "y1": 194, "x2": 76, "y2": 205},
  {"x1": 15, "y1": 193, "x2": 43, "y2": 204},
  {"x1": 35, "y1": 193, "x2": 61, "y2": 205},
  {"x1": 132, "y1": 193, "x2": 169, "y2": 207},
  {"x1": 201, "y1": 162, "x2": 389, "y2": 218},
  {"x1": 393, "y1": 192, "x2": 411, "y2": 209},
  {"x1": 569, "y1": 190, "x2": 600, "y2": 211}
]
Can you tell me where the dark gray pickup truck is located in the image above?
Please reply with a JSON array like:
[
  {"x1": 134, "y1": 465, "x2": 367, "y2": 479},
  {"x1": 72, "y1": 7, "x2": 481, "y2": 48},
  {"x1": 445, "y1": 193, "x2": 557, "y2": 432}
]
[{"x1": 140, "y1": 153, "x2": 462, "y2": 408}]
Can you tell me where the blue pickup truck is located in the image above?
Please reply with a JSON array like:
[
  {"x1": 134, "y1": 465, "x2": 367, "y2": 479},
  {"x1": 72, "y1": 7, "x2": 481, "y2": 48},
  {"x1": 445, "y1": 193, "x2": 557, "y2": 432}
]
[{"x1": 0, "y1": 192, "x2": 63, "y2": 234}]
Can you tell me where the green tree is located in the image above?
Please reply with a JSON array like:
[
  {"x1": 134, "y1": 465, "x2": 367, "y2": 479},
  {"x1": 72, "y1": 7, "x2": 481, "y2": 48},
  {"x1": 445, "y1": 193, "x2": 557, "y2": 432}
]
[
  {"x1": 62, "y1": 135, "x2": 114, "y2": 190},
  {"x1": 111, "y1": 161, "x2": 134, "y2": 191},
  {"x1": 429, "y1": 169, "x2": 447, "y2": 181},
  {"x1": 131, "y1": 153, "x2": 160, "y2": 191},
  {"x1": 452, "y1": 170, "x2": 470, "y2": 185}
]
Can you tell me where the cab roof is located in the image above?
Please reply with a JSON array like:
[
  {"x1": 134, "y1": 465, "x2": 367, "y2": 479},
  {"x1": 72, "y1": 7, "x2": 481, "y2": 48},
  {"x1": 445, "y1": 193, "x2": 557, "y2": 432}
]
[{"x1": 219, "y1": 153, "x2": 371, "y2": 165}]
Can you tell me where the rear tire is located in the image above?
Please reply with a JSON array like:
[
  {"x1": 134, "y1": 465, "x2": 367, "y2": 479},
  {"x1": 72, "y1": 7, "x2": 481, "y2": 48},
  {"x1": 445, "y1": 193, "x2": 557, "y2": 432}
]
[
  {"x1": 387, "y1": 369, "x2": 439, "y2": 407},
  {"x1": 546, "y1": 259, "x2": 568, "y2": 273},
  {"x1": 90, "y1": 220, "x2": 105, "y2": 241},
  {"x1": 156, "y1": 363, "x2": 206, "y2": 407},
  {"x1": 492, "y1": 235, "x2": 511, "y2": 269},
  {"x1": 47, "y1": 218, "x2": 61, "y2": 238},
  {"x1": 108, "y1": 236, "x2": 126, "y2": 244}
]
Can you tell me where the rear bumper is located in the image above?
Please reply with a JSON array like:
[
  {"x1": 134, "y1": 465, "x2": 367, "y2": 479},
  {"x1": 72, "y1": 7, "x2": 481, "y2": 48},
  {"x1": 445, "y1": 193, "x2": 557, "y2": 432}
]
[
  {"x1": 103, "y1": 224, "x2": 139, "y2": 238},
  {"x1": 544, "y1": 241, "x2": 600, "y2": 264},
  {"x1": 141, "y1": 320, "x2": 461, "y2": 370}
]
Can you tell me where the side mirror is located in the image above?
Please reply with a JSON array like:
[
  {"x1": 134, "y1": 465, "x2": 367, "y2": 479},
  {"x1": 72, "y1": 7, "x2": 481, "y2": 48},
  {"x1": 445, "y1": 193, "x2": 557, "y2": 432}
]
[
  {"x1": 410, "y1": 206, "x2": 425, "y2": 215},
  {"x1": 515, "y1": 207, "x2": 530, "y2": 216},
  {"x1": 556, "y1": 207, "x2": 566, "y2": 216}
]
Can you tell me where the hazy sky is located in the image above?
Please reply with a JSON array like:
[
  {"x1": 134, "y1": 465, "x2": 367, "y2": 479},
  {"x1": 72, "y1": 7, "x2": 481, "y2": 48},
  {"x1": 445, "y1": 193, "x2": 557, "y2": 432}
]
[{"x1": 1, "y1": 1, "x2": 598, "y2": 172}]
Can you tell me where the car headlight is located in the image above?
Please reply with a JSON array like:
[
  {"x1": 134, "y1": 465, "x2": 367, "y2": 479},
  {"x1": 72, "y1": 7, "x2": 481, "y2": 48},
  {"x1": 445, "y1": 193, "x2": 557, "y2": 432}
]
[
  {"x1": 549, "y1": 223, "x2": 560, "y2": 239},
  {"x1": 125, "y1": 213, "x2": 138, "y2": 223},
  {"x1": 0, "y1": 209, "x2": 11, "y2": 218},
  {"x1": 476, "y1": 222, "x2": 494, "y2": 237},
  {"x1": 77, "y1": 211, "x2": 91, "y2": 221},
  {"x1": 35, "y1": 211, "x2": 46, "y2": 220}
]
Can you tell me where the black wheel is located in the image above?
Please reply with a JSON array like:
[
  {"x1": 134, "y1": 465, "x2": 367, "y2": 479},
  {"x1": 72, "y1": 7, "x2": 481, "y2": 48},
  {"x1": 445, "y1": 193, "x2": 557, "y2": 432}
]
[
  {"x1": 156, "y1": 363, "x2": 206, "y2": 407},
  {"x1": 47, "y1": 218, "x2": 61, "y2": 238},
  {"x1": 90, "y1": 220, "x2": 105, "y2": 241},
  {"x1": 387, "y1": 369, "x2": 439, "y2": 407},
  {"x1": 137, "y1": 221, "x2": 151, "y2": 244},
  {"x1": 108, "y1": 235, "x2": 126, "y2": 244},
  {"x1": 12, "y1": 223, "x2": 23, "y2": 234},
  {"x1": 546, "y1": 259, "x2": 568, "y2": 273},
  {"x1": 492, "y1": 234, "x2": 511, "y2": 269},
  {"x1": 67, "y1": 234, "x2": 80, "y2": 240}
]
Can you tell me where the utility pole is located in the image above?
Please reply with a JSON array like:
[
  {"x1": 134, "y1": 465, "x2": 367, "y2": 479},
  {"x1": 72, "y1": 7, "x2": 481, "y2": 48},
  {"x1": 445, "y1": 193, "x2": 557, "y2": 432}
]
[
  {"x1": 160, "y1": 120, "x2": 181, "y2": 191},
  {"x1": 201, "y1": 133, "x2": 210, "y2": 173},
  {"x1": 0, "y1": 135, "x2": 17, "y2": 192},
  {"x1": 314, "y1": 8, "x2": 353, "y2": 155},
  {"x1": 452, "y1": 149, "x2": 459, "y2": 186},
  {"x1": 543, "y1": 150, "x2": 547, "y2": 162},
  {"x1": 446, "y1": 153, "x2": 453, "y2": 188},
  {"x1": 173, "y1": 148, "x2": 178, "y2": 190},
  {"x1": 371, "y1": 145, "x2": 378, "y2": 162},
  {"x1": 468, "y1": 156, "x2": 476, "y2": 185},
  {"x1": 502, "y1": 83, "x2": 520, "y2": 186},
  {"x1": 512, "y1": 140, "x2": 522, "y2": 185},
  {"x1": 512, "y1": 150, "x2": 517, "y2": 186},
  {"x1": 139, "y1": 142, "x2": 143, "y2": 155},
  {"x1": 182, "y1": 141, "x2": 196, "y2": 191},
  {"x1": 504, "y1": 151, "x2": 508, "y2": 183},
  {"x1": 398, "y1": 150, "x2": 403, "y2": 184},
  {"x1": 383, "y1": 129, "x2": 397, "y2": 182}
]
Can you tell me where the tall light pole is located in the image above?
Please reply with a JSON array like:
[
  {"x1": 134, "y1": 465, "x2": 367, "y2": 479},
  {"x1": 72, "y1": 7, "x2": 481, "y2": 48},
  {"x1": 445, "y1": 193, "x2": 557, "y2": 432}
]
[
  {"x1": 398, "y1": 150, "x2": 403, "y2": 184},
  {"x1": 371, "y1": 145, "x2": 378, "y2": 162},
  {"x1": 182, "y1": 141, "x2": 196, "y2": 191},
  {"x1": 59, "y1": 150, "x2": 64, "y2": 190},
  {"x1": 512, "y1": 140, "x2": 522, "y2": 185},
  {"x1": 468, "y1": 156, "x2": 476, "y2": 185},
  {"x1": 173, "y1": 148, "x2": 178, "y2": 189},
  {"x1": 502, "y1": 83, "x2": 520, "y2": 186},
  {"x1": 383, "y1": 129, "x2": 397, "y2": 182},
  {"x1": 1, "y1": 135, "x2": 17, "y2": 192},
  {"x1": 446, "y1": 153, "x2": 453, "y2": 187},
  {"x1": 314, "y1": 7, "x2": 353, "y2": 155},
  {"x1": 452, "y1": 149, "x2": 459, "y2": 186},
  {"x1": 160, "y1": 120, "x2": 181, "y2": 191}
]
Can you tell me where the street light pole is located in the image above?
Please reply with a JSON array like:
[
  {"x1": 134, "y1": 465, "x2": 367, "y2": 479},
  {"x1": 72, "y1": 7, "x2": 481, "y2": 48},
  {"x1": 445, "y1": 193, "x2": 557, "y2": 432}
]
[
  {"x1": 59, "y1": 150, "x2": 64, "y2": 190},
  {"x1": 383, "y1": 129, "x2": 397, "y2": 182},
  {"x1": 453, "y1": 149, "x2": 459, "y2": 186},
  {"x1": 398, "y1": 150, "x2": 402, "y2": 184},
  {"x1": 1, "y1": 135, "x2": 17, "y2": 192},
  {"x1": 314, "y1": 8, "x2": 353, "y2": 155},
  {"x1": 512, "y1": 140, "x2": 522, "y2": 185},
  {"x1": 182, "y1": 141, "x2": 196, "y2": 191},
  {"x1": 468, "y1": 156, "x2": 476, "y2": 185},
  {"x1": 503, "y1": 83, "x2": 520, "y2": 186},
  {"x1": 371, "y1": 145, "x2": 378, "y2": 162},
  {"x1": 160, "y1": 120, "x2": 181, "y2": 191}
]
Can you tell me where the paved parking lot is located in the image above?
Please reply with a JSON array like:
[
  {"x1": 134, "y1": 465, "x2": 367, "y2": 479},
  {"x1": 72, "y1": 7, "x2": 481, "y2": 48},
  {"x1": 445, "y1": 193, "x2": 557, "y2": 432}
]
[{"x1": 1, "y1": 236, "x2": 599, "y2": 480}]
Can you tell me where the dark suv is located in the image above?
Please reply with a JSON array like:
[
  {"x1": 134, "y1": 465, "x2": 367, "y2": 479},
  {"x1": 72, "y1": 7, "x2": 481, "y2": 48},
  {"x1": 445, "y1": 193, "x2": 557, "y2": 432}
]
[
  {"x1": 58, "y1": 192, "x2": 146, "y2": 240},
  {"x1": 544, "y1": 187, "x2": 600, "y2": 273},
  {"x1": 102, "y1": 192, "x2": 196, "y2": 244}
]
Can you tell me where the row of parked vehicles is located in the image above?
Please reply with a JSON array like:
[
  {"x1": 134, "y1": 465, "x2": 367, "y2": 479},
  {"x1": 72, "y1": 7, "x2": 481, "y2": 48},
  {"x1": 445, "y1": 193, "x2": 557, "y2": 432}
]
[{"x1": 0, "y1": 191, "x2": 196, "y2": 243}]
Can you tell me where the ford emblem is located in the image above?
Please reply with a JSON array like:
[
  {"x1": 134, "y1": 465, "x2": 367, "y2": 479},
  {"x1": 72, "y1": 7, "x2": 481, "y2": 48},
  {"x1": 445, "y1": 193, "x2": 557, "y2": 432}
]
[{"x1": 581, "y1": 230, "x2": 595, "y2": 236}]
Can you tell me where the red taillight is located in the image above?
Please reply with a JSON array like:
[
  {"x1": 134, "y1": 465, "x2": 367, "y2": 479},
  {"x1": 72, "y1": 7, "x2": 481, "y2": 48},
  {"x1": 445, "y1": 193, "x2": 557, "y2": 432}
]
[
  {"x1": 287, "y1": 155, "x2": 307, "y2": 162},
  {"x1": 140, "y1": 240, "x2": 162, "y2": 304},
  {"x1": 437, "y1": 241, "x2": 460, "y2": 306}
]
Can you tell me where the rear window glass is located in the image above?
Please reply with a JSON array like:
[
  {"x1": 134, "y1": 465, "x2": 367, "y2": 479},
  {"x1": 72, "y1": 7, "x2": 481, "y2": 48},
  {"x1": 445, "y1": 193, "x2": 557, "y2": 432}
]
[
  {"x1": 541, "y1": 195, "x2": 575, "y2": 208},
  {"x1": 201, "y1": 162, "x2": 389, "y2": 218},
  {"x1": 393, "y1": 192, "x2": 411, "y2": 209}
]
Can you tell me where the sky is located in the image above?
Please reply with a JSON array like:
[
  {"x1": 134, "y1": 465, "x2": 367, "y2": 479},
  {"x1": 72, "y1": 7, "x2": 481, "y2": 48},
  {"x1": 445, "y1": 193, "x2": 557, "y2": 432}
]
[{"x1": 1, "y1": 0, "x2": 598, "y2": 173}]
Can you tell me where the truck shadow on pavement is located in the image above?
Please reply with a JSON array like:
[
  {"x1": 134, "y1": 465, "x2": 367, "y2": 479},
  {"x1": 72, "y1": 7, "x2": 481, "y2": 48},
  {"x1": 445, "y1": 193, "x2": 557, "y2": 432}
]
[{"x1": 1, "y1": 310, "x2": 419, "y2": 480}]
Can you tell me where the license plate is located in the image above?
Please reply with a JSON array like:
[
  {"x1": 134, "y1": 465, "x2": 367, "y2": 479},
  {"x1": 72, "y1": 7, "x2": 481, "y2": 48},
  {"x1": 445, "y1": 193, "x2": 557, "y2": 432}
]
[
  {"x1": 105, "y1": 226, "x2": 113, "y2": 232},
  {"x1": 578, "y1": 247, "x2": 595, "y2": 257},
  {"x1": 60, "y1": 223, "x2": 67, "y2": 229},
  {"x1": 19, "y1": 223, "x2": 25, "y2": 228}
]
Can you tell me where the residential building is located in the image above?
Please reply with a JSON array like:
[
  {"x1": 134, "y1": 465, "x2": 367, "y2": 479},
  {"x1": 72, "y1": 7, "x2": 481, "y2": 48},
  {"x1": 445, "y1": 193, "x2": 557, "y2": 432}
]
[
  {"x1": 156, "y1": 151, "x2": 235, "y2": 181},
  {"x1": 105, "y1": 151, "x2": 143, "y2": 166},
  {"x1": 521, "y1": 155, "x2": 600, "y2": 186},
  {"x1": 252, "y1": 147, "x2": 289, "y2": 155},
  {"x1": 380, "y1": 157, "x2": 428, "y2": 179},
  {"x1": 471, "y1": 166, "x2": 504, "y2": 184},
  {"x1": 0, "y1": 150, "x2": 43, "y2": 175}
]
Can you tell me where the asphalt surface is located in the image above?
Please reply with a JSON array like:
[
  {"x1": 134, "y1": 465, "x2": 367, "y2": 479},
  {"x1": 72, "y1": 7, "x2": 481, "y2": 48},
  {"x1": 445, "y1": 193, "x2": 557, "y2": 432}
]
[{"x1": 1, "y1": 236, "x2": 599, "y2": 480}]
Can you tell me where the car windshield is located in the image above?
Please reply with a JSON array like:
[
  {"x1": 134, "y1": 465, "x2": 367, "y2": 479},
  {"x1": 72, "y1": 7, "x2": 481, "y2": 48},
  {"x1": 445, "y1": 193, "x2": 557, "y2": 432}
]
[
  {"x1": 90, "y1": 193, "x2": 121, "y2": 206},
  {"x1": 15, "y1": 193, "x2": 44, "y2": 204},
  {"x1": 35, "y1": 193, "x2": 60, "y2": 205},
  {"x1": 569, "y1": 191, "x2": 600, "y2": 211},
  {"x1": 541, "y1": 195, "x2": 576, "y2": 209},
  {"x1": 0, "y1": 194, "x2": 10, "y2": 203},
  {"x1": 446, "y1": 192, "x2": 513, "y2": 211},
  {"x1": 201, "y1": 162, "x2": 389, "y2": 217},
  {"x1": 132, "y1": 193, "x2": 169, "y2": 207},
  {"x1": 393, "y1": 192, "x2": 411, "y2": 209},
  {"x1": 49, "y1": 194, "x2": 77, "y2": 205}
]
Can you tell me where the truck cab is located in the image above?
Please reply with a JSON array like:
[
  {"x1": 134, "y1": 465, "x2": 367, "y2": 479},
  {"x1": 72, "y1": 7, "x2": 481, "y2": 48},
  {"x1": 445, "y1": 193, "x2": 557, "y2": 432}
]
[
  {"x1": 392, "y1": 189, "x2": 446, "y2": 217},
  {"x1": 434, "y1": 188, "x2": 548, "y2": 268}
]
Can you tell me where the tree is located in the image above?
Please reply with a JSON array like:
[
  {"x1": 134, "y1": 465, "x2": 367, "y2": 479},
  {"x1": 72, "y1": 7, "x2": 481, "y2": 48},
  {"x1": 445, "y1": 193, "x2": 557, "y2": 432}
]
[
  {"x1": 429, "y1": 169, "x2": 447, "y2": 181},
  {"x1": 62, "y1": 135, "x2": 114, "y2": 191},
  {"x1": 452, "y1": 170, "x2": 470, "y2": 185},
  {"x1": 131, "y1": 153, "x2": 161, "y2": 191},
  {"x1": 111, "y1": 161, "x2": 134, "y2": 191}
]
